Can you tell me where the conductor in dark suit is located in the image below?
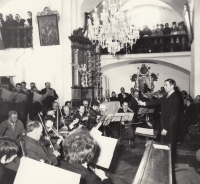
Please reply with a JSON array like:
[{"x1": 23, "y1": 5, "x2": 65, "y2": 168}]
[
  {"x1": 138, "y1": 79, "x2": 180, "y2": 165},
  {"x1": 40, "y1": 82, "x2": 58, "y2": 110}
]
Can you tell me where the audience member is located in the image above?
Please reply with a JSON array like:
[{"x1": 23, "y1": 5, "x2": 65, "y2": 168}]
[
  {"x1": 110, "y1": 91, "x2": 118, "y2": 101},
  {"x1": 14, "y1": 14, "x2": 25, "y2": 27},
  {"x1": 177, "y1": 25, "x2": 186, "y2": 34},
  {"x1": 0, "y1": 111, "x2": 25, "y2": 140},
  {"x1": 141, "y1": 25, "x2": 152, "y2": 36},
  {"x1": 118, "y1": 87, "x2": 129, "y2": 106},
  {"x1": 163, "y1": 23, "x2": 171, "y2": 35},
  {"x1": 8, "y1": 14, "x2": 16, "y2": 27},
  {"x1": 27, "y1": 11, "x2": 32, "y2": 26}
]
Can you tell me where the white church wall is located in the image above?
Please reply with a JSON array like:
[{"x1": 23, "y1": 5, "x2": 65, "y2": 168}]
[
  {"x1": 103, "y1": 63, "x2": 190, "y2": 96},
  {"x1": 0, "y1": 0, "x2": 73, "y2": 105}
]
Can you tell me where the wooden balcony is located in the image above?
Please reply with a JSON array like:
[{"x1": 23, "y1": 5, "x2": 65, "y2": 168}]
[
  {"x1": 0, "y1": 27, "x2": 33, "y2": 49},
  {"x1": 100, "y1": 34, "x2": 191, "y2": 55}
]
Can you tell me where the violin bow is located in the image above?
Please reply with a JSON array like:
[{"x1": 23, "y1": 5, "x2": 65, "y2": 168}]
[{"x1": 38, "y1": 113, "x2": 55, "y2": 151}]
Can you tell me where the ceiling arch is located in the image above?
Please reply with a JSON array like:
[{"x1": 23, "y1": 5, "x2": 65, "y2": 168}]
[{"x1": 101, "y1": 59, "x2": 190, "y2": 75}]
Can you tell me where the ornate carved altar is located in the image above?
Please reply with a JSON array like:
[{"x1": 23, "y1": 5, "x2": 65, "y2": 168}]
[
  {"x1": 130, "y1": 64, "x2": 159, "y2": 93},
  {"x1": 69, "y1": 27, "x2": 103, "y2": 103}
]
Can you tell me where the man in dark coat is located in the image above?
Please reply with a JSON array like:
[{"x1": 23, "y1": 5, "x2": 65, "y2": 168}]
[
  {"x1": 118, "y1": 87, "x2": 129, "y2": 106},
  {"x1": 24, "y1": 121, "x2": 60, "y2": 165},
  {"x1": 40, "y1": 82, "x2": 58, "y2": 111},
  {"x1": 12, "y1": 83, "x2": 28, "y2": 127},
  {"x1": 139, "y1": 79, "x2": 180, "y2": 166}
]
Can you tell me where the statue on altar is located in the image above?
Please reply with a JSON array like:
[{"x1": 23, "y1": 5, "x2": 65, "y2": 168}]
[
  {"x1": 130, "y1": 64, "x2": 159, "y2": 93},
  {"x1": 71, "y1": 63, "x2": 89, "y2": 87}
]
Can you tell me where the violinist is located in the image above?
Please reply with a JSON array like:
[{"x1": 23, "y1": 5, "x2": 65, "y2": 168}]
[
  {"x1": 73, "y1": 105, "x2": 89, "y2": 128},
  {"x1": 83, "y1": 100, "x2": 90, "y2": 114},
  {"x1": 60, "y1": 105, "x2": 74, "y2": 128},
  {"x1": 43, "y1": 115, "x2": 63, "y2": 149},
  {"x1": 88, "y1": 101, "x2": 101, "y2": 130},
  {"x1": 23, "y1": 121, "x2": 60, "y2": 165}
]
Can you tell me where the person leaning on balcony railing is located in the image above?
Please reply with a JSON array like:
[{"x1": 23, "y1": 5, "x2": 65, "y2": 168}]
[
  {"x1": 141, "y1": 25, "x2": 152, "y2": 37},
  {"x1": 177, "y1": 26, "x2": 186, "y2": 34},
  {"x1": 8, "y1": 14, "x2": 17, "y2": 27},
  {"x1": 0, "y1": 13, "x2": 5, "y2": 27},
  {"x1": 163, "y1": 23, "x2": 172, "y2": 35},
  {"x1": 14, "y1": 14, "x2": 25, "y2": 27},
  {"x1": 27, "y1": 11, "x2": 32, "y2": 26}
]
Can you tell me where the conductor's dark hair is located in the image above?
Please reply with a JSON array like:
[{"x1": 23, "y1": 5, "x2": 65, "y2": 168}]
[
  {"x1": 164, "y1": 78, "x2": 176, "y2": 88},
  {"x1": 0, "y1": 137, "x2": 18, "y2": 161},
  {"x1": 21, "y1": 82, "x2": 26, "y2": 85},
  {"x1": 16, "y1": 83, "x2": 21, "y2": 87},
  {"x1": 26, "y1": 121, "x2": 41, "y2": 133},
  {"x1": 30, "y1": 82, "x2": 35, "y2": 85},
  {"x1": 44, "y1": 115, "x2": 56, "y2": 123},
  {"x1": 63, "y1": 128, "x2": 98, "y2": 164}
]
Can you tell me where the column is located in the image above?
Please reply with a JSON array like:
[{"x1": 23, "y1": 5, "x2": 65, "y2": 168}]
[
  {"x1": 191, "y1": 0, "x2": 200, "y2": 97},
  {"x1": 72, "y1": 49, "x2": 79, "y2": 86},
  {"x1": 87, "y1": 50, "x2": 92, "y2": 87}
]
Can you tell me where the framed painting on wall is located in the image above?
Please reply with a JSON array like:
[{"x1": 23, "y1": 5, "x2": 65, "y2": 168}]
[{"x1": 37, "y1": 14, "x2": 60, "y2": 46}]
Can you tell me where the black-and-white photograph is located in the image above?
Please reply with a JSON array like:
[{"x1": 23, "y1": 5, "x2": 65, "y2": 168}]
[{"x1": 0, "y1": 0, "x2": 199, "y2": 184}]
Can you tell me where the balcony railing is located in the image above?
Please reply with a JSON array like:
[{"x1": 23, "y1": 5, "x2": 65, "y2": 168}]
[
  {"x1": 0, "y1": 27, "x2": 33, "y2": 49},
  {"x1": 100, "y1": 34, "x2": 191, "y2": 55}
]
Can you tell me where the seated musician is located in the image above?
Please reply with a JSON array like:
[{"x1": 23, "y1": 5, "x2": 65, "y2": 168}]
[
  {"x1": 61, "y1": 127, "x2": 114, "y2": 184},
  {"x1": 83, "y1": 100, "x2": 90, "y2": 114},
  {"x1": 0, "y1": 137, "x2": 19, "y2": 184},
  {"x1": 61, "y1": 105, "x2": 74, "y2": 128},
  {"x1": 88, "y1": 101, "x2": 101, "y2": 130},
  {"x1": 43, "y1": 115, "x2": 63, "y2": 148},
  {"x1": 0, "y1": 111, "x2": 25, "y2": 140},
  {"x1": 23, "y1": 121, "x2": 60, "y2": 165},
  {"x1": 73, "y1": 105, "x2": 89, "y2": 128},
  {"x1": 64, "y1": 101, "x2": 74, "y2": 115},
  {"x1": 118, "y1": 102, "x2": 135, "y2": 147}
]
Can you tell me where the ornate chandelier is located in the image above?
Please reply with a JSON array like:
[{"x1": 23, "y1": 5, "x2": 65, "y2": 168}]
[{"x1": 87, "y1": 0, "x2": 140, "y2": 55}]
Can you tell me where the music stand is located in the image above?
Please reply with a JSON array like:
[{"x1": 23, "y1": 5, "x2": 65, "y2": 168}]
[{"x1": 112, "y1": 113, "x2": 134, "y2": 142}]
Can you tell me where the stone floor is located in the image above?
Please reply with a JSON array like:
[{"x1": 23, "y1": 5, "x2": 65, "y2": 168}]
[{"x1": 103, "y1": 136, "x2": 200, "y2": 184}]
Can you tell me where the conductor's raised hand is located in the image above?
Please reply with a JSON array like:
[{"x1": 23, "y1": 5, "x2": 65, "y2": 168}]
[
  {"x1": 138, "y1": 100, "x2": 145, "y2": 106},
  {"x1": 161, "y1": 129, "x2": 167, "y2": 136}
]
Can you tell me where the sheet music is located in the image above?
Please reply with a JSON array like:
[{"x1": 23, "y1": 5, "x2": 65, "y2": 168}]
[
  {"x1": 135, "y1": 127, "x2": 154, "y2": 135},
  {"x1": 92, "y1": 135, "x2": 117, "y2": 169},
  {"x1": 33, "y1": 92, "x2": 43, "y2": 103},
  {"x1": 47, "y1": 89, "x2": 54, "y2": 96},
  {"x1": 14, "y1": 157, "x2": 81, "y2": 184},
  {"x1": 153, "y1": 144, "x2": 170, "y2": 150},
  {"x1": 15, "y1": 93, "x2": 26, "y2": 102},
  {"x1": 1, "y1": 88, "x2": 17, "y2": 102},
  {"x1": 112, "y1": 113, "x2": 134, "y2": 122}
]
